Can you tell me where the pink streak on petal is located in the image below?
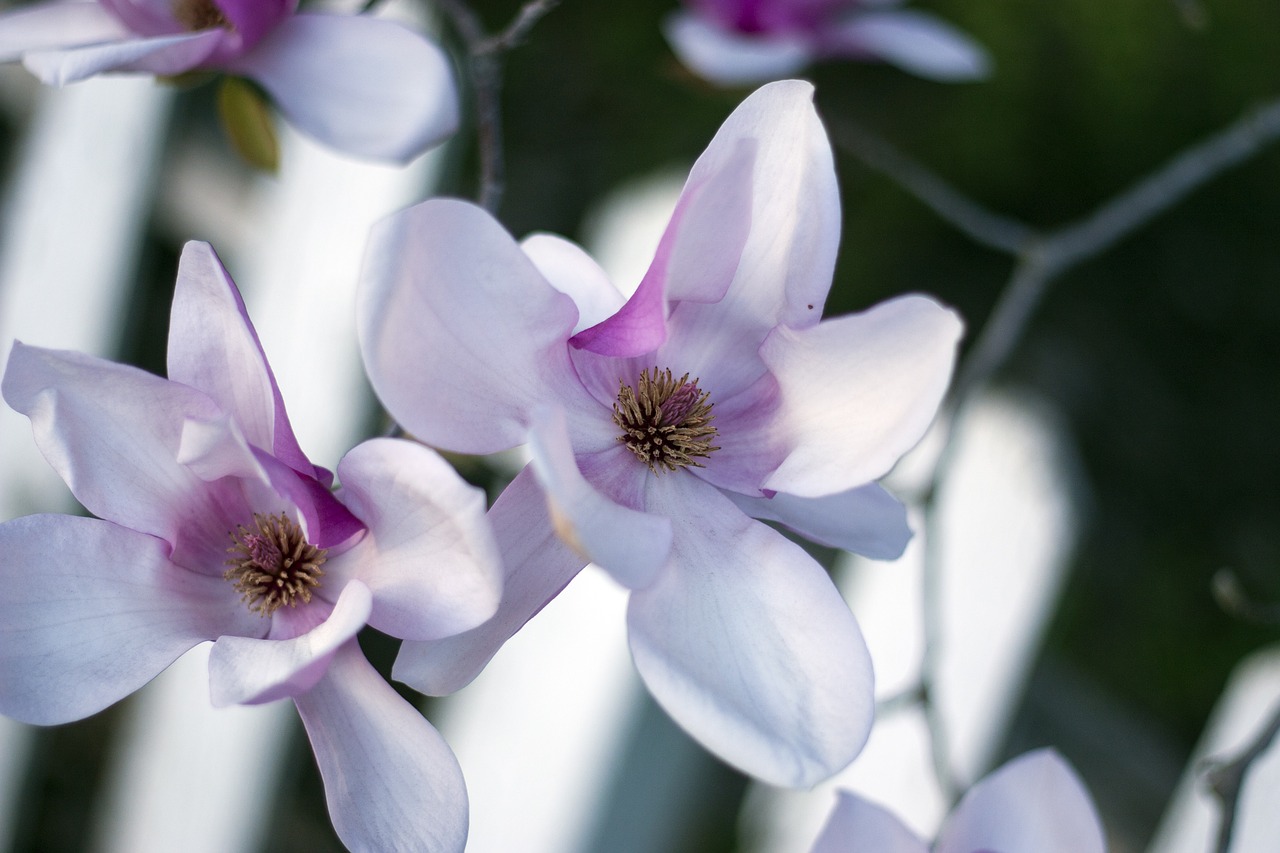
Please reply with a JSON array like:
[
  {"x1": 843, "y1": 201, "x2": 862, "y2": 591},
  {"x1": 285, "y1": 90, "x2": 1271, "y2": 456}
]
[
  {"x1": 253, "y1": 448, "x2": 363, "y2": 551},
  {"x1": 213, "y1": 0, "x2": 293, "y2": 48},
  {"x1": 0, "y1": 515, "x2": 261, "y2": 725},
  {"x1": 294, "y1": 642, "x2": 468, "y2": 853}
]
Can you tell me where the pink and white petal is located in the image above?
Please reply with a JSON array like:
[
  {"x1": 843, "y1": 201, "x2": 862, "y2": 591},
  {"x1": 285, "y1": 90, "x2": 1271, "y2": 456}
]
[
  {"x1": 226, "y1": 13, "x2": 457, "y2": 163},
  {"x1": 2, "y1": 342, "x2": 240, "y2": 558},
  {"x1": 570, "y1": 138, "x2": 755, "y2": 358},
  {"x1": 934, "y1": 749, "x2": 1106, "y2": 853},
  {"x1": 0, "y1": 515, "x2": 258, "y2": 725},
  {"x1": 167, "y1": 241, "x2": 315, "y2": 479},
  {"x1": 252, "y1": 447, "x2": 364, "y2": 552},
  {"x1": 693, "y1": 368, "x2": 785, "y2": 496},
  {"x1": 358, "y1": 199, "x2": 589, "y2": 454},
  {"x1": 329, "y1": 438, "x2": 502, "y2": 641},
  {"x1": 811, "y1": 791, "x2": 929, "y2": 853},
  {"x1": 528, "y1": 406, "x2": 671, "y2": 590},
  {"x1": 99, "y1": 0, "x2": 182, "y2": 35},
  {"x1": 762, "y1": 294, "x2": 962, "y2": 497},
  {"x1": 660, "y1": 79, "x2": 841, "y2": 398},
  {"x1": 22, "y1": 28, "x2": 224, "y2": 85},
  {"x1": 826, "y1": 10, "x2": 991, "y2": 82},
  {"x1": 392, "y1": 465, "x2": 587, "y2": 695},
  {"x1": 213, "y1": 0, "x2": 293, "y2": 48},
  {"x1": 0, "y1": 2, "x2": 130, "y2": 62},
  {"x1": 664, "y1": 11, "x2": 812, "y2": 86},
  {"x1": 727, "y1": 482, "x2": 911, "y2": 559},
  {"x1": 628, "y1": 477, "x2": 874, "y2": 787},
  {"x1": 520, "y1": 233, "x2": 625, "y2": 334},
  {"x1": 207, "y1": 580, "x2": 372, "y2": 706},
  {"x1": 294, "y1": 642, "x2": 468, "y2": 853}
]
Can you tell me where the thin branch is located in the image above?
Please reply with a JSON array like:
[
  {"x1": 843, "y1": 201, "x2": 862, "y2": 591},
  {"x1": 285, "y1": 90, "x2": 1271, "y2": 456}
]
[
  {"x1": 1205, "y1": 700, "x2": 1280, "y2": 853},
  {"x1": 830, "y1": 119, "x2": 1037, "y2": 255},
  {"x1": 436, "y1": 0, "x2": 562, "y2": 213}
]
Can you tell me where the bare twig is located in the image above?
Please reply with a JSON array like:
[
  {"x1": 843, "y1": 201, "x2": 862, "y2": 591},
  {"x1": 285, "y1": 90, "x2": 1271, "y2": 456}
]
[
  {"x1": 1205, "y1": 700, "x2": 1280, "y2": 852},
  {"x1": 436, "y1": 0, "x2": 562, "y2": 213}
]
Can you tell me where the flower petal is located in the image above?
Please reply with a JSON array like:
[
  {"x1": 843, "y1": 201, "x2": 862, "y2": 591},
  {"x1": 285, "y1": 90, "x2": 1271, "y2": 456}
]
[
  {"x1": 99, "y1": 0, "x2": 181, "y2": 35},
  {"x1": 358, "y1": 198, "x2": 587, "y2": 454},
  {"x1": 570, "y1": 136, "x2": 755, "y2": 358},
  {"x1": 628, "y1": 476, "x2": 874, "y2": 787},
  {"x1": 0, "y1": 514, "x2": 256, "y2": 725},
  {"x1": 528, "y1": 406, "x2": 672, "y2": 590},
  {"x1": 226, "y1": 13, "x2": 458, "y2": 163},
  {"x1": 826, "y1": 10, "x2": 992, "y2": 82},
  {"x1": 934, "y1": 749, "x2": 1106, "y2": 853},
  {"x1": 762, "y1": 294, "x2": 962, "y2": 497},
  {"x1": 663, "y1": 11, "x2": 813, "y2": 86},
  {"x1": 2, "y1": 342, "x2": 240, "y2": 562},
  {"x1": 207, "y1": 579, "x2": 372, "y2": 706},
  {"x1": 22, "y1": 29, "x2": 224, "y2": 85},
  {"x1": 0, "y1": 2, "x2": 129, "y2": 62},
  {"x1": 520, "y1": 233, "x2": 625, "y2": 334},
  {"x1": 393, "y1": 465, "x2": 587, "y2": 695},
  {"x1": 213, "y1": 0, "x2": 292, "y2": 48},
  {"x1": 329, "y1": 438, "x2": 503, "y2": 641},
  {"x1": 293, "y1": 641, "x2": 468, "y2": 853},
  {"x1": 660, "y1": 79, "x2": 841, "y2": 397},
  {"x1": 811, "y1": 790, "x2": 929, "y2": 853},
  {"x1": 167, "y1": 241, "x2": 316, "y2": 481},
  {"x1": 727, "y1": 482, "x2": 912, "y2": 559}
]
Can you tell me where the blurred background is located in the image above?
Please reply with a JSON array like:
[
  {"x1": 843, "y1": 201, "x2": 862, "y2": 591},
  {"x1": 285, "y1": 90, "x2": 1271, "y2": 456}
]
[{"x1": 0, "y1": 0, "x2": 1278, "y2": 850}]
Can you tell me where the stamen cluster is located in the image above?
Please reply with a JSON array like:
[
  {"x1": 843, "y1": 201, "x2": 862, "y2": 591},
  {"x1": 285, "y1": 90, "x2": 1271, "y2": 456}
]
[
  {"x1": 225, "y1": 512, "x2": 326, "y2": 615},
  {"x1": 173, "y1": 0, "x2": 230, "y2": 32},
  {"x1": 613, "y1": 367, "x2": 720, "y2": 472}
]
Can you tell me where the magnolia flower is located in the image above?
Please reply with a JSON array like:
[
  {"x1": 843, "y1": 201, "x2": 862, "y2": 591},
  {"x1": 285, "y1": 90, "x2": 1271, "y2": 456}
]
[
  {"x1": 666, "y1": 0, "x2": 990, "y2": 85},
  {"x1": 358, "y1": 80, "x2": 962, "y2": 787},
  {"x1": 0, "y1": 241, "x2": 503, "y2": 852},
  {"x1": 0, "y1": 0, "x2": 457, "y2": 162},
  {"x1": 812, "y1": 749, "x2": 1108, "y2": 852}
]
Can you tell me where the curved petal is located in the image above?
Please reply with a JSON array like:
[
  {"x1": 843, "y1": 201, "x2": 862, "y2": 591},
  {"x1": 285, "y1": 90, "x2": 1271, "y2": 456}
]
[
  {"x1": 207, "y1": 579, "x2": 372, "y2": 706},
  {"x1": 691, "y1": 368, "x2": 785, "y2": 496},
  {"x1": 22, "y1": 28, "x2": 224, "y2": 85},
  {"x1": 168, "y1": 240, "x2": 315, "y2": 480},
  {"x1": 934, "y1": 749, "x2": 1106, "y2": 853},
  {"x1": 727, "y1": 482, "x2": 912, "y2": 559},
  {"x1": 0, "y1": 515, "x2": 257, "y2": 725},
  {"x1": 811, "y1": 791, "x2": 929, "y2": 853},
  {"x1": 528, "y1": 406, "x2": 671, "y2": 590},
  {"x1": 628, "y1": 477, "x2": 874, "y2": 787},
  {"x1": 330, "y1": 438, "x2": 503, "y2": 641},
  {"x1": 294, "y1": 642, "x2": 468, "y2": 853},
  {"x1": 570, "y1": 137, "x2": 756, "y2": 358},
  {"x1": 826, "y1": 11, "x2": 992, "y2": 82},
  {"x1": 762, "y1": 294, "x2": 962, "y2": 497},
  {"x1": 0, "y1": 2, "x2": 130, "y2": 62},
  {"x1": 358, "y1": 198, "x2": 588, "y2": 454},
  {"x1": 393, "y1": 465, "x2": 587, "y2": 695},
  {"x1": 520, "y1": 233, "x2": 625, "y2": 334},
  {"x1": 226, "y1": 13, "x2": 458, "y2": 163},
  {"x1": 99, "y1": 0, "x2": 181, "y2": 35},
  {"x1": 2, "y1": 342, "x2": 243, "y2": 561},
  {"x1": 663, "y1": 11, "x2": 812, "y2": 86},
  {"x1": 213, "y1": 0, "x2": 292, "y2": 48},
  {"x1": 661, "y1": 79, "x2": 841, "y2": 398}
]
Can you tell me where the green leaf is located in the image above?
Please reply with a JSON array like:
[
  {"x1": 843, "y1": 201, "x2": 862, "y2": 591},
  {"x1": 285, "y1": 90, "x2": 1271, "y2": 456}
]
[{"x1": 217, "y1": 77, "x2": 279, "y2": 173}]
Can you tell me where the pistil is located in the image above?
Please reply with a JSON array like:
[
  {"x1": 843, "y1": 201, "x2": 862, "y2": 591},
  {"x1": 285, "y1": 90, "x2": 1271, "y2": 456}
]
[
  {"x1": 225, "y1": 513, "x2": 326, "y2": 616},
  {"x1": 613, "y1": 367, "x2": 720, "y2": 472},
  {"x1": 172, "y1": 0, "x2": 230, "y2": 32}
]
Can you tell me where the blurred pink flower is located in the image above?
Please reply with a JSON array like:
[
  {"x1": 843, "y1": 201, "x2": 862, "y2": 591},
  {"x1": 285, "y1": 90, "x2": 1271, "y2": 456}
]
[
  {"x1": 0, "y1": 0, "x2": 457, "y2": 161},
  {"x1": 667, "y1": 0, "x2": 990, "y2": 85},
  {"x1": 812, "y1": 749, "x2": 1107, "y2": 853},
  {"x1": 0, "y1": 241, "x2": 502, "y2": 852},
  {"x1": 358, "y1": 80, "x2": 962, "y2": 788}
]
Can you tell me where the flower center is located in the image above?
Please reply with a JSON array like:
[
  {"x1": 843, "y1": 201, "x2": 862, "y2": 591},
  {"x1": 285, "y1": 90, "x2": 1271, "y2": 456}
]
[
  {"x1": 224, "y1": 513, "x2": 326, "y2": 616},
  {"x1": 613, "y1": 367, "x2": 720, "y2": 472},
  {"x1": 172, "y1": 0, "x2": 229, "y2": 31}
]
